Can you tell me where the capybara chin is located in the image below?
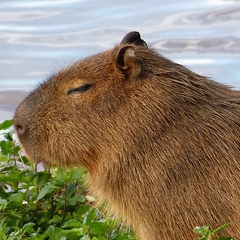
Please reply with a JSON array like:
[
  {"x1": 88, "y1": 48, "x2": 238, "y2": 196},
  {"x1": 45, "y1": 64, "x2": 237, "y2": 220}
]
[{"x1": 14, "y1": 31, "x2": 240, "y2": 240}]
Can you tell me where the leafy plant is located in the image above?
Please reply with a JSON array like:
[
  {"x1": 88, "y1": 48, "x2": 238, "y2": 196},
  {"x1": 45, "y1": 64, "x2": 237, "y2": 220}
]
[{"x1": 193, "y1": 224, "x2": 234, "y2": 240}]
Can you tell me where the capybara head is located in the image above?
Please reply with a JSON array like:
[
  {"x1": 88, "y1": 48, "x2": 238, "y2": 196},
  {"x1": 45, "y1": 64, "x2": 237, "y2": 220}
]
[{"x1": 14, "y1": 32, "x2": 240, "y2": 240}]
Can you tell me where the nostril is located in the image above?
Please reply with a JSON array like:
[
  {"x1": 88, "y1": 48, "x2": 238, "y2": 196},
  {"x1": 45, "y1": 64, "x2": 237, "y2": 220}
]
[
  {"x1": 14, "y1": 109, "x2": 28, "y2": 137},
  {"x1": 16, "y1": 124, "x2": 25, "y2": 135}
]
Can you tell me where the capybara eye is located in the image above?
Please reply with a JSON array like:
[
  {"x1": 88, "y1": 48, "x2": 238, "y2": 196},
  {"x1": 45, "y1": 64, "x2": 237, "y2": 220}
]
[{"x1": 67, "y1": 84, "x2": 92, "y2": 95}]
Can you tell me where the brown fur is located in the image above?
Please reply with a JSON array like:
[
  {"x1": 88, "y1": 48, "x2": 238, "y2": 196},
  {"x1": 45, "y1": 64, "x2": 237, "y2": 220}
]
[{"x1": 14, "y1": 32, "x2": 240, "y2": 240}]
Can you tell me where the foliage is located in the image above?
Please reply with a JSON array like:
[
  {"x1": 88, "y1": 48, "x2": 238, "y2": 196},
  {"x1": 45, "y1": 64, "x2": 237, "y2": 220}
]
[
  {"x1": 193, "y1": 224, "x2": 234, "y2": 240},
  {"x1": 0, "y1": 119, "x2": 235, "y2": 240}
]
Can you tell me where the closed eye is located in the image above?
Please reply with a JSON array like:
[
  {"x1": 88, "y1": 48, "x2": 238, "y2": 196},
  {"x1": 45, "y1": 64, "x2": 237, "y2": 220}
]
[{"x1": 67, "y1": 84, "x2": 93, "y2": 95}]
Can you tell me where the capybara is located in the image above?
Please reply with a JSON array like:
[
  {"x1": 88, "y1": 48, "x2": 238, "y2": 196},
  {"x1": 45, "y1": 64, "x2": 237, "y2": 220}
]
[{"x1": 14, "y1": 32, "x2": 240, "y2": 240}]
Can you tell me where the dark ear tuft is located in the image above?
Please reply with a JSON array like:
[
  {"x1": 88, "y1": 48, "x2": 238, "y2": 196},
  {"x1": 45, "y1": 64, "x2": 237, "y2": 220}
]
[
  {"x1": 120, "y1": 31, "x2": 148, "y2": 47},
  {"x1": 116, "y1": 46, "x2": 143, "y2": 85}
]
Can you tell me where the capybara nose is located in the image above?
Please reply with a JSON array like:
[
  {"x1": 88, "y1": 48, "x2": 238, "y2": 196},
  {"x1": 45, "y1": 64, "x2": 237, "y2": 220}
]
[
  {"x1": 15, "y1": 123, "x2": 25, "y2": 136},
  {"x1": 14, "y1": 114, "x2": 27, "y2": 138}
]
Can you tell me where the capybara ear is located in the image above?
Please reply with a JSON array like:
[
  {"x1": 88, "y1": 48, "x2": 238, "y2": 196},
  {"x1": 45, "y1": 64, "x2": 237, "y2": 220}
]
[
  {"x1": 116, "y1": 45, "x2": 143, "y2": 85},
  {"x1": 120, "y1": 31, "x2": 148, "y2": 47}
]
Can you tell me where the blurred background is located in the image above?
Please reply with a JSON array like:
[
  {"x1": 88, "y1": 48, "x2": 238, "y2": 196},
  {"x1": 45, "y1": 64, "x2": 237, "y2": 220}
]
[{"x1": 0, "y1": 0, "x2": 240, "y2": 122}]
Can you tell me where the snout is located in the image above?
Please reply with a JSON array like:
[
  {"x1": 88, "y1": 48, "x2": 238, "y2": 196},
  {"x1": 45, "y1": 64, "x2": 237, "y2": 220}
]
[
  {"x1": 13, "y1": 104, "x2": 29, "y2": 144},
  {"x1": 13, "y1": 103, "x2": 39, "y2": 163},
  {"x1": 14, "y1": 115, "x2": 27, "y2": 139}
]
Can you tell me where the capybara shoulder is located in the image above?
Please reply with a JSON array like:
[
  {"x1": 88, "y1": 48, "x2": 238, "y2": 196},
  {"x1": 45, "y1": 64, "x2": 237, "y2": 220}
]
[{"x1": 14, "y1": 32, "x2": 240, "y2": 240}]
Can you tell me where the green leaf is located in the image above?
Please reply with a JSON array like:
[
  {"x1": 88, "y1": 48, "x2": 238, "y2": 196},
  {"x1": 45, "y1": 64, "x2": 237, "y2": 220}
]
[
  {"x1": 212, "y1": 223, "x2": 230, "y2": 236},
  {"x1": 12, "y1": 144, "x2": 21, "y2": 157},
  {"x1": 0, "y1": 197, "x2": 8, "y2": 211},
  {"x1": 66, "y1": 182, "x2": 77, "y2": 197},
  {"x1": 37, "y1": 183, "x2": 58, "y2": 201},
  {"x1": 25, "y1": 187, "x2": 37, "y2": 199},
  {"x1": 48, "y1": 215, "x2": 62, "y2": 225},
  {"x1": 35, "y1": 172, "x2": 50, "y2": 188},
  {"x1": 0, "y1": 171, "x2": 21, "y2": 190},
  {"x1": 4, "y1": 132, "x2": 13, "y2": 141},
  {"x1": 85, "y1": 195, "x2": 95, "y2": 203},
  {"x1": 89, "y1": 221, "x2": 109, "y2": 236},
  {"x1": 194, "y1": 226, "x2": 212, "y2": 240},
  {"x1": 0, "y1": 166, "x2": 16, "y2": 174},
  {"x1": 22, "y1": 222, "x2": 35, "y2": 234},
  {"x1": 45, "y1": 225, "x2": 64, "y2": 239},
  {"x1": 7, "y1": 192, "x2": 25, "y2": 208},
  {"x1": 0, "y1": 140, "x2": 12, "y2": 155},
  {"x1": 76, "y1": 205, "x2": 91, "y2": 217},
  {"x1": 55, "y1": 167, "x2": 68, "y2": 182},
  {"x1": 5, "y1": 209, "x2": 22, "y2": 219},
  {"x1": 0, "y1": 155, "x2": 9, "y2": 162},
  {"x1": 0, "y1": 120, "x2": 13, "y2": 130},
  {"x1": 85, "y1": 208, "x2": 97, "y2": 225},
  {"x1": 69, "y1": 194, "x2": 86, "y2": 205},
  {"x1": 194, "y1": 226, "x2": 210, "y2": 235},
  {"x1": 62, "y1": 228, "x2": 86, "y2": 238},
  {"x1": 62, "y1": 219, "x2": 82, "y2": 229},
  {"x1": 67, "y1": 168, "x2": 85, "y2": 183}
]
